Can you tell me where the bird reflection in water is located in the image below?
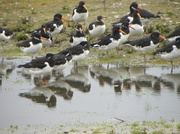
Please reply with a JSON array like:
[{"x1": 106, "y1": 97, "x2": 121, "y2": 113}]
[
  {"x1": 44, "y1": 79, "x2": 73, "y2": 100},
  {"x1": 19, "y1": 86, "x2": 56, "y2": 107}
]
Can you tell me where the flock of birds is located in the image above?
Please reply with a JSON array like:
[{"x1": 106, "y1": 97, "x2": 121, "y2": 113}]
[{"x1": 0, "y1": 1, "x2": 180, "y2": 77}]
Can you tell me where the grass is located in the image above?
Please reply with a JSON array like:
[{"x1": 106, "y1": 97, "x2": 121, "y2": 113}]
[{"x1": 1, "y1": 120, "x2": 180, "y2": 134}]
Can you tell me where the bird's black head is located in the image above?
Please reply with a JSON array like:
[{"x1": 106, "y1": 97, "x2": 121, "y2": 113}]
[
  {"x1": 112, "y1": 25, "x2": 120, "y2": 33},
  {"x1": 79, "y1": 1, "x2": 85, "y2": 6},
  {"x1": 41, "y1": 24, "x2": 46, "y2": 28},
  {"x1": 79, "y1": 41, "x2": 89, "y2": 50},
  {"x1": 54, "y1": 13, "x2": 62, "y2": 19},
  {"x1": 175, "y1": 37, "x2": 180, "y2": 43},
  {"x1": 97, "y1": 16, "x2": 103, "y2": 20},
  {"x1": 131, "y1": 2, "x2": 138, "y2": 9},
  {"x1": 76, "y1": 24, "x2": 83, "y2": 30},
  {"x1": 46, "y1": 53, "x2": 55, "y2": 60}
]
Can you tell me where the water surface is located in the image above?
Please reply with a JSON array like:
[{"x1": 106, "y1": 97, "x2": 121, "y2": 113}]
[{"x1": 0, "y1": 57, "x2": 180, "y2": 127}]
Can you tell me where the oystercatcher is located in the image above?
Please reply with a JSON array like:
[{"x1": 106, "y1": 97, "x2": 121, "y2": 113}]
[
  {"x1": 112, "y1": 3, "x2": 136, "y2": 25},
  {"x1": 17, "y1": 53, "x2": 55, "y2": 76},
  {"x1": 91, "y1": 25, "x2": 124, "y2": 56},
  {"x1": 119, "y1": 22, "x2": 135, "y2": 44},
  {"x1": 0, "y1": 27, "x2": 15, "y2": 40},
  {"x1": 53, "y1": 50, "x2": 72, "y2": 71},
  {"x1": 16, "y1": 33, "x2": 46, "y2": 57},
  {"x1": 153, "y1": 37, "x2": 180, "y2": 68},
  {"x1": 88, "y1": 15, "x2": 106, "y2": 37},
  {"x1": 130, "y1": 2, "x2": 160, "y2": 33},
  {"x1": 129, "y1": 9, "x2": 144, "y2": 38},
  {"x1": 66, "y1": 41, "x2": 90, "y2": 67},
  {"x1": 166, "y1": 28, "x2": 180, "y2": 42},
  {"x1": 45, "y1": 13, "x2": 69, "y2": 36},
  {"x1": 123, "y1": 31, "x2": 166, "y2": 62},
  {"x1": 72, "y1": 1, "x2": 88, "y2": 23},
  {"x1": 69, "y1": 24, "x2": 87, "y2": 46}
]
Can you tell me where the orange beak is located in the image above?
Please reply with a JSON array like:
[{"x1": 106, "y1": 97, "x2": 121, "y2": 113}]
[
  {"x1": 119, "y1": 30, "x2": 127, "y2": 35},
  {"x1": 137, "y1": 13, "x2": 141, "y2": 18},
  {"x1": 159, "y1": 35, "x2": 167, "y2": 40},
  {"x1": 128, "y1": 25, "x2": 135, "y2": 30},
  {"x1": 83, "y1": 5, "x2": 88, "y2": 10},
  {"x1": 43, "y1": 28, "x2": 46, "y2": 33},
  {"x1": 40, "y1": 36, "x2": 48, "y2": 40},
  {"x1": 78, "y1": 27, "x2": 82, "y2": 31},
  {"x1": 137, "y1": 6, "x2": 144, "y2": 10},
  {"x1": 100, "y1": 19, "x2": 105, "y2": 23},
  {"x1": 62, "y1": 17, "x2": 70, "y2": 21}
]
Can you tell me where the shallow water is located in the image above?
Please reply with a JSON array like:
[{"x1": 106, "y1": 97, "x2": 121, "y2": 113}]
[{"x1": 0, "y1": 57, "x2": 180, "y2": 128}]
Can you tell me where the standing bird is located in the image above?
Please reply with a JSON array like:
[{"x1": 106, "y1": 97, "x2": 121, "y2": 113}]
[
  {"x1": 69, "y1": 24, "x2": 87, "y2": 46},
  {"x1": 16, "y1": 33, "x2": 47, "y2": 58},
  {"x1": 119, "y1": 22, "x2": 135, "y2": 44},
  {"x1": 111, "y1": 2, "x2": 137, "y2": 25},
  {"x1": 91, "y1": 25, "x2": 124, "y2": 56},
  {"x1": 66, "y1": 41, "x2": 90, "y2": 67},
  {"x1": 130, "y1": 2, "x2": 160, "y2": 33},
  {"x1": 45, "y1": 13, "x2": 69, "y2": 36},
  {"x1": 53, "y1": 50, "x2": 72, "y2": 71},
  {"x1": 129, "y1": 9, "x2": 144, "y2": 38},
  {"x1": 153, "y1": 37, "x2": 180, "y2": 70},
  {"x1": 166, "y1": 28, "x2": 180, "y2": 42},
  {"x1": 17, "y1": 53, "x2": 55, "y2": 77},
  {"x1": 72, "y1": 1, "x2": 88, "y2": 23},
  {"x1": 0, "y1": 27, "x2": 15, "y2": 40},
  {"x1": 123, "y1": 32, "x2": 166, "y2": 62},
  {"x1": 88, "y1": 15, "x2": 106, "y2": 37},
  {"x1": 38, "y1": 24, "x2": 53, "y2": 47}
]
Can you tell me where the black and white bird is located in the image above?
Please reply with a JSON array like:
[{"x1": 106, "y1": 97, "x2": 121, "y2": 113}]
[
  {"x1": 0, "y1": 27, "x2": 15, "y2": 40},
  {"x1": 17, "y1": 53, "x2": 55, "y2": 76},
  {"x1": 44, "y1": 13, "x2": 68, "y2": 36},
  {"x1": 53, "y1": 50, "x2": 72, "y2": 71},
  {"x1": 153, "y1": 37, "x2": 180, "y2": 67},
  {"x1": 88, "y1": 15, "x2": 106, "y2": 37},
  {"x1": 72, "y1": 1, "x2": 88, "y2": 23},
  {"x1": 16, "y1": 33, "x2": 46, "y2": 57},
  {"x1": 66, "y1": 41, "x2": 90, "y2": 67},
  {"x1": 91, "y1": 25, "x2": 124, "y2": 56},
  {"x1": 124, "y1": 31, "x2": 166, "y2": 62},
  {"x1": 112, "y1": 3, "x2": 137, "y2": 25},
  {"x1": 38, "y1": 24, "x2": 53, "y2": 47},
  {"x1": 130, "y1": 2, "x2": 160, "y2": 33},
  {"x1": 129, "y1": 9, "x2": 144, "y2": 38},
  {"x1": 69, "y1": 24, "x2": 87, "y2": 46},
  {"x1": 119, "y1": 22, "x2": 135, "y2": 44},
  {"x1": 166, "y1": 28, "x2": 180, "y2": 42}
]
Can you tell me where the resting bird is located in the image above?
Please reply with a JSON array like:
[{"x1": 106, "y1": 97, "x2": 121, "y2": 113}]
[
  {"x1": 0, "y1": 27, "x2": 15, "y2": 40},
  {"x1": 17, "y1": 53, "x2": 55, "y2": 76},
  {"x1": 166, "y1": 28, "x2": 180, "y2": 42},
  {"x1": 91, "y1": 25, "x2": 124, "y2": 56},
  {"x1": 72, "y1": 1, "x2": 88, "y2": 23},
  {"x1": 16, "y1": 32, "x2": 47, "y2": 58},
  {"x1": 130, "y1": 2, "x2": 160, "y2": 33},
  {"x1": 123, "y1": 31, "x2": 166, "y2": 62},
  {"x1": 66, "y1": 41, "x2": 90, "y2": 67},
  {"x1": 128, "y1": 9, "x2": 144, "y2": 38},
  {"x1": 88, "y1": 15, "x2": 106, "y2": 37},
  {"x1": 53, "y1": 50, "x2": 72, "y2": 71},
  {"x1": 153, "y1": 37, "x2": 180, "y2": 69},
  {"x1": 69, "y1": 24, "x2": 87, "y2": 46}
]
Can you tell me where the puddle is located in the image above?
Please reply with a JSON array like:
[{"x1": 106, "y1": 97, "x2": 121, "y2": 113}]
[{"x1": 0, "y1": 57, "x2": 180, "y2": 128}]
